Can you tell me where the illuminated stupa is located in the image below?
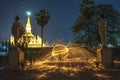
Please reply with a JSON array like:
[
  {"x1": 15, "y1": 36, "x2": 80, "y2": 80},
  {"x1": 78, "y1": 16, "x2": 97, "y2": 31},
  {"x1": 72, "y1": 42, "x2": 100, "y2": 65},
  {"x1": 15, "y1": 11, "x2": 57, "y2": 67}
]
[{"x1": 10, "y1": 12, "x2": 46, "y2": 48}]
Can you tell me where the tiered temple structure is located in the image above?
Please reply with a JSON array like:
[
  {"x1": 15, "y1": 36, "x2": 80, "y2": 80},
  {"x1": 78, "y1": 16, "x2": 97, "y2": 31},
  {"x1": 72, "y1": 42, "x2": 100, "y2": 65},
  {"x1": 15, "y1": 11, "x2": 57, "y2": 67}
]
[{"x1": 10, "y1": 13, "x2": 46, "y2": 48}]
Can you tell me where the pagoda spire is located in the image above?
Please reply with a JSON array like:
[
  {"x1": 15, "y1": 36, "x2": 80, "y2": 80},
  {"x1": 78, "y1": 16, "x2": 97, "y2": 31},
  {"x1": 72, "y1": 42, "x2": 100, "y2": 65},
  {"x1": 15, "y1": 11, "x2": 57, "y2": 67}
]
[{"x1": 26, "y1": 14, "x2": 31, "y2": 33}]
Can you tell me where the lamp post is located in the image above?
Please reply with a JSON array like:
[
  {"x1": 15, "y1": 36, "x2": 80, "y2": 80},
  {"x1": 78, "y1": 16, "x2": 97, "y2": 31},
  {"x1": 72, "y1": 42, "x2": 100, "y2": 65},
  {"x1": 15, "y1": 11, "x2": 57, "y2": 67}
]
[
  {"x1": 97, "y1": 14, "x2": 107, "y2": 63},
  {"x1": 98, "y1": 14, "x2": 114, "y2": 67},
  {"x1": 98, "y1": 14, "x2": 107, "y2": 49}
]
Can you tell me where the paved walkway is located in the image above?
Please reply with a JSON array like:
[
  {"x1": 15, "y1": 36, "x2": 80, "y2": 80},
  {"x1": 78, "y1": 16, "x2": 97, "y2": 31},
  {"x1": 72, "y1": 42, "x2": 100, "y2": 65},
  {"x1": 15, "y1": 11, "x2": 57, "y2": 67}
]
[{"x1": 0, "y1": 62, "x2": 120, "y2": 80}]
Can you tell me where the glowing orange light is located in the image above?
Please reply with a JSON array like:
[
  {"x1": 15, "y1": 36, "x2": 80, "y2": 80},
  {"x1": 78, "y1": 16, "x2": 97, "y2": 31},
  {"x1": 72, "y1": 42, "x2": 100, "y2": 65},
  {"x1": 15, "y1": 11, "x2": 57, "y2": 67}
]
[{"x1": 52, "y1": 44, "x2": 68, "y2": 58}]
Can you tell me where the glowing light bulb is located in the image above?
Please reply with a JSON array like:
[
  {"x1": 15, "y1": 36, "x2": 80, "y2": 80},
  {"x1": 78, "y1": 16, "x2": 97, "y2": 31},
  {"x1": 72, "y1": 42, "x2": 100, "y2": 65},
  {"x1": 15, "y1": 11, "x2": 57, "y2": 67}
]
[{"x1": 26, "y1": 11, "x2": 31, "y2": 16}]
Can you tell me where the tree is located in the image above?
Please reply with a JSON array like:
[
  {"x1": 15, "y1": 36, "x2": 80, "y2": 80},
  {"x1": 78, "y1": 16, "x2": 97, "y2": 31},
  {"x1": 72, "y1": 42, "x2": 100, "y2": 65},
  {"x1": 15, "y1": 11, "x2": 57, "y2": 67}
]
[
  {"x1": 11, "y1": 15, "x2": 25, "y2": 45},
  {"x1": 35, "y1": 9, "x2": 50, "y2": 47},
  {"x1": 19, "y1": 25, "x2": 25, "y2": 38},
  {"x1": 11, "y1": 15, "x2": 21, "y2": 45},
  {"x1": 71, "y1": 0, "x2": 120, "y2": 48}
]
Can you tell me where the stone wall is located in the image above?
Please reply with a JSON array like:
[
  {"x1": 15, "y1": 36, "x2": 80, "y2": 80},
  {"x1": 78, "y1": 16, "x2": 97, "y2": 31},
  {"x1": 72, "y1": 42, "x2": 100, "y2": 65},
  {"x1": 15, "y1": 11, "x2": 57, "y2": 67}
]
[{"x1": 8, "y1": 47, "x2": 24, "y2": 68}]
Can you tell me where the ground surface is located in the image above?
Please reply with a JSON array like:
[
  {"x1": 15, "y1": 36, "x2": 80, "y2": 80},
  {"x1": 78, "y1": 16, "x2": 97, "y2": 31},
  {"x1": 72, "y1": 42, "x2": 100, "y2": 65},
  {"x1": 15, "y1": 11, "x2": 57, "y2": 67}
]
[{"x1": 0, "y1": 61, "x2": 120, "y2": 80}]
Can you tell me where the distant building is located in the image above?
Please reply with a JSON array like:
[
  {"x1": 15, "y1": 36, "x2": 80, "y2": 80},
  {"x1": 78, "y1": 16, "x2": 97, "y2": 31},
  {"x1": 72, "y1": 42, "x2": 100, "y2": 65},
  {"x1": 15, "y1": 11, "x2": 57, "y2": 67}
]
[{"x1": 9, "y1": 14, "x2": 49, "y2": 48}]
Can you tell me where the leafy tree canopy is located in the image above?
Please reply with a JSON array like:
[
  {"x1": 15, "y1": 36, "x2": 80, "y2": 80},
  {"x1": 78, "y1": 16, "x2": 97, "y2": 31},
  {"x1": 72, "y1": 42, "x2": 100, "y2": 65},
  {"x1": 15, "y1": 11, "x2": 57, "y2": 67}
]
[
  {"x1": 35, "y1": 9, "x2": 50, "y2": 28},
  {"x1": 71, "y1": 0, "x2": 120, "y2": 48}
]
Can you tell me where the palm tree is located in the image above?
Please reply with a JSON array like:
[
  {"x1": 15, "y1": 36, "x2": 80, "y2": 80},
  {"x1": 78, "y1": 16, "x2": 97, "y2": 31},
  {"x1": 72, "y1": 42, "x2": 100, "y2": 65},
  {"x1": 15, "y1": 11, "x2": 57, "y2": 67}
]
[{"x1": 35, "y1": 9, "x2": 50, "y2": 47}]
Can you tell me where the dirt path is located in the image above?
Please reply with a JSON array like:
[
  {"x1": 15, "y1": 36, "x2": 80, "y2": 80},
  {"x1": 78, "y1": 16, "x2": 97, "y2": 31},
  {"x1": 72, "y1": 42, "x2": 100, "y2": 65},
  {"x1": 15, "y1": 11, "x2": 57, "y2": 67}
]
[{"x1": 0, "y1": 63, "x2": 120, "y2": 80}]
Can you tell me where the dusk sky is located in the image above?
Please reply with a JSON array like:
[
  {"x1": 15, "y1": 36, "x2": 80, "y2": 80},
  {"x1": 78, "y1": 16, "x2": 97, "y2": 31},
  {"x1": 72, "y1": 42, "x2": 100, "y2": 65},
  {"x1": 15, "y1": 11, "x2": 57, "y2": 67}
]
[{"x1": 0, "y1": 0, "x2": 120, "y2": 43}]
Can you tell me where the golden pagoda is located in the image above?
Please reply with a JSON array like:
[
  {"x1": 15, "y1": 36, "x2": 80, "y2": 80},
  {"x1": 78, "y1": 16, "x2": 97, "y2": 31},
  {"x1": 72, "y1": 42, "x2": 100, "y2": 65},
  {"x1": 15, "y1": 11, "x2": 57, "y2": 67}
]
[{"x1": 16, "y1": 12, "x2": 45, "y2": 48}]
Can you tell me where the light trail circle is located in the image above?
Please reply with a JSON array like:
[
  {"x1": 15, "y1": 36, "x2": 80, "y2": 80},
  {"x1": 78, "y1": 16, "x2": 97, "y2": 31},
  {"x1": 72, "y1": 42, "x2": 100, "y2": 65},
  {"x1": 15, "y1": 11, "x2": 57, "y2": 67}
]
[{"x1": 52, "y1": 44, "x2": 68, "y2": 59}]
